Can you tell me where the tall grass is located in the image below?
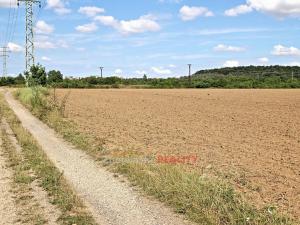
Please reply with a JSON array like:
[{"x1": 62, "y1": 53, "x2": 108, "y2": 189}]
[
  {"x1": 116, "y1": 163, "x2": 293, "y2": 225},
  {"x1": 16, "y1": 86, "x2": 48, "y2": 108}
]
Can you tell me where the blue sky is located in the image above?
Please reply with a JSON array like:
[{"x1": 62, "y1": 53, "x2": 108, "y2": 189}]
[{"x1": 0, "y1": 0, "x2": 300, "y2": 77}]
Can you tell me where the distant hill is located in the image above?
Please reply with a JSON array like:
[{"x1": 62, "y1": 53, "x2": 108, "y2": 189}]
[{"x1": 194, "y1": 65, "x2": 300, "y2": 78}]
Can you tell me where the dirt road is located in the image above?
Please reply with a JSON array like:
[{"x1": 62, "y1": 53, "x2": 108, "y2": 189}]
[
  {"x1": 4, "y1": 90, "x2": 193, "y2": 225},
  {"x1": 1, "y1": 116, "x2": 62, "y2": 225},
  {"x1": 0, "y1": 129, "x2": 19, "y2": 224}
]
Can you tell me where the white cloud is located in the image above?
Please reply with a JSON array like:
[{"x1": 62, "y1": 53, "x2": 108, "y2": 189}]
[
  {"x1": 76, "y1": 23, "x2": 98, "y2": 33},
  {"x1": 114, "y1": 69, "x2": 122, "y2": 74},
  {"x1": 95, "y1": 15, "x2": 160, "y2": 35},
  {"x1": 223, "y1": 60, "x2": 240, "y2": 67},
  {"x1": 258, "y1": 57, "x2": 269, "y2": 63},
  {"x1": 35, "y1": 35, "x2": 67, "y2": 49},
  {"x1": 179, "y1": 5, "x2": 214, "y2": 21},
  {"x1": 78, "y1": 6, "x2": 105, "y2": 17},
  {"x1": 119, "y1": 17, "x2": 160, "y2": 34},
  {"x1": 0, "y1": 0, "x2": 17, "y2": 8},
  {"x1": 35, "y1": 20, "x2": 54, "y2": 34},
  {"x1": 7, "y1": 42, "x2": 23, "y2": 52},
  {"x1": 248, "y1": 0, "x2": 300, "y2": 18},
  {"x1": 46, "y1": 0, "x2": 71, "y2": 15},
  {"x1": 41, "y1": 56, "x2": 51, "y2": 61},
  {"x1": 35, "y1": 41, "x2": 56, "y2": 49},
  {"x1": 135, "y1": 70, "x2": 147, "y2": 75},
  {"x1": 169, "y1": 64, "x2": 176, "y2": 68},
  {"x1": 57, "y1": 40, "x2": 68, "y2": 48},
  {"x1": 289, "y1": 62, "x2": 300, "y2": 66},
  {"x1": 225, "y1": 0, "x2": 300, "y2": 18},
  {"x1": 225, "y1": 4, "x2": 252, "y2": 16},
  {"x1": 272, "y1": 45, "x2": 300, "y2": 56},
  {"x1": 94, "y1": 16, "x2": 119, "y2": 26},
  {"x1": 151, "y1": 67, "x2": 172, "y2": 75},
  {"x1": 214, "y1": 44, "x2": 245, "y2": 52}
]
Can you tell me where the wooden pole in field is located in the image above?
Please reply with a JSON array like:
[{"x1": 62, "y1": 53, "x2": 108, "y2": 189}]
[
  {"x1": 188, "y1": 64, "x2": 192, "y2": 87},
  {"x1": 99, "y1": 67, "x2": 104, "y2": 78}
]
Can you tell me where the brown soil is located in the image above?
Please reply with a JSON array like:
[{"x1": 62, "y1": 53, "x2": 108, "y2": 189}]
[{"x1": 56, "y1": 89, "x2": 300, "y2": 219}]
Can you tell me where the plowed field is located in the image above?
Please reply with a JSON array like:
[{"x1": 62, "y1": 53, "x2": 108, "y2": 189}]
[{"x1": 56, "y1": 89, "x2": 300, "y2": 218}]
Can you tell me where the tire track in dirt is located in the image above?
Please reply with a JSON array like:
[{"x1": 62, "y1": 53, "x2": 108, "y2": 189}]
[
  {"x1": 0, "y1": 129, "x2": 20, "y2": 225},
  {"x1": 3, "y1": 90, "x2": 193, "y2": 225},
  {"x1": 1, "y1": 117, "x2": 61, "y2": 225}
]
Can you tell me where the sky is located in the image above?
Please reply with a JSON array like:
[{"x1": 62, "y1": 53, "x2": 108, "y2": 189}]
[{"x1": 0, "y1": 0, "x2": 300, "y2": 78}]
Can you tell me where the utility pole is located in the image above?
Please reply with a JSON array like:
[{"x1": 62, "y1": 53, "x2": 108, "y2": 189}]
[
  {"x1": 17, "y1": 0, "x2": 41, "y2": 72},
  {"x1": 0, "y1": 47, "x2": 10, "y2": 77},
  {"x1": 187, "y1": 64, "x2": 192, "y2": 86},
  {"x1": 292, "y1": 71, "x2": 294, "y2": 81},
  {"x1": 99, "y1": 67, "x2": 104, "y2": 78}
]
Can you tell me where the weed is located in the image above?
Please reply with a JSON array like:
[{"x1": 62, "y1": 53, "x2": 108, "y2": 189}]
[{"x1": 115, "y1": 163, "x2": 293, "y2": 225}]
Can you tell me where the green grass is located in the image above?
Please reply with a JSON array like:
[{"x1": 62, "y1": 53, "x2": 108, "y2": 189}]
[
  {"x1": 14, "y1": 87, "x2": 296, "y2": 225},
  {"x1": 0, "y1": 91, "x2": 96, "y2": 225}
]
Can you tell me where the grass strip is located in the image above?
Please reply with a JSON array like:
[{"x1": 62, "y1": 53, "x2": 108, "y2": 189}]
[{"x1": 1, "y1": 121, "x2": 46, "y2": 224}]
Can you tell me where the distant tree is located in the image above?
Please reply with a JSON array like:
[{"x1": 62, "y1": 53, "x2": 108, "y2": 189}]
[
  {"x1": 48, "y1": 70, "x2": 63, "y2": 84},
  {"x1": 15, "y1": 73, "x2": 25, "y2": 85},
  {"x1": 143, "y1": 74, "x2": 147, "y2": 80},
  {"x1": 27, "y1": 64, "x2": 47, "y2": 86}
]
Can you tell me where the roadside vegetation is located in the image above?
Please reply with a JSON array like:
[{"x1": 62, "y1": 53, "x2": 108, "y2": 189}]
[
  {"x1": 14, "y1": 86, "x2": 296, "y2": 225},
  {"x1": 1, "y1": 65, "x2": 300, "y2": 89},
  {"x1": 0, "y1": 92, "x2": 96, "y2": 225},
  {"x1": 1, "y1": 121, "x2": 46, "y2": 224}
]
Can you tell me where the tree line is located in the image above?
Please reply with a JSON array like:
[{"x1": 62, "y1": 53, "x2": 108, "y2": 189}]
[
  {"x1": 1, "y1": 64, "x2": 299, "y2": 88},
  {"x1": 0, "y1": 64, "x2": 63, "y2": 86}
]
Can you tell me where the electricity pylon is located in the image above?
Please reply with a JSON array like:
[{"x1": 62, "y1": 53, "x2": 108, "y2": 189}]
[
  {"x1": 0, "y1": 47, "x2": 10, "y2": 77},
  {"x1": 17, "y1": 0, "x2": 41, "y2": 72}
]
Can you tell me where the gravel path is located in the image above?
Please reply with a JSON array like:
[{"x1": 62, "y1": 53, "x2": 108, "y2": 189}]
[{"x1": 4, "y1": 90, "x2": 193, "y2": 225}]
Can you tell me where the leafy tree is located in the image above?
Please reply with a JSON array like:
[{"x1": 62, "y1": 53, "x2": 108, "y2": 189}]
[
  {"x1": 27, "y1": 64, "x2": 47, "y2": 86},
  {"x1": 0, "y1": 77, "x2": 15, "y2": 86},
  {"x1": 15, "y1": 73, "x2": 25, "y2": 85},
  {"x1": 47, "y1": 70, "x2": 63, "y2": 84}
]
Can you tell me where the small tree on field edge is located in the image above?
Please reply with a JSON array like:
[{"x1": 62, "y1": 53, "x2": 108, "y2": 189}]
[{"x1": 26, "y1": 64, "x2": 47, "y2": 86}]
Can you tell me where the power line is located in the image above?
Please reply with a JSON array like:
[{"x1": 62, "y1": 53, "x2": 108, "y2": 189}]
[
  {"x1": 17, "y1": 0, "x2": 41, "y2": 74},
  {"x1": 4, "y1": 0, "x2": 13, "y2": 46},
  {"x1": 34, "y1": 0, "x2": 46, "y2": 23},
  {"x1": 0, "y1": 47, "x2": 11, "y2": 77},
  {"x1": 8, "y1": 6, "x2": 19, "y2": 45}
]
